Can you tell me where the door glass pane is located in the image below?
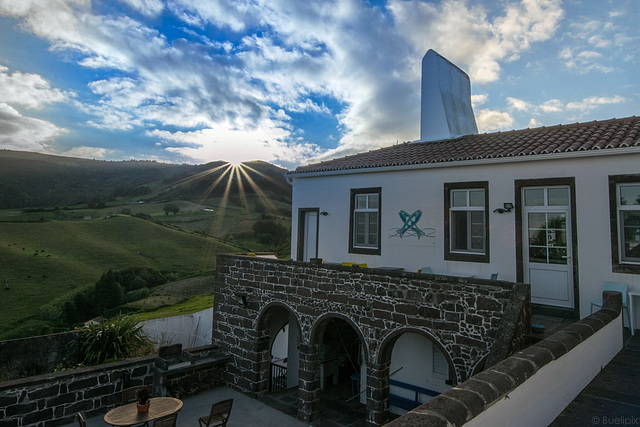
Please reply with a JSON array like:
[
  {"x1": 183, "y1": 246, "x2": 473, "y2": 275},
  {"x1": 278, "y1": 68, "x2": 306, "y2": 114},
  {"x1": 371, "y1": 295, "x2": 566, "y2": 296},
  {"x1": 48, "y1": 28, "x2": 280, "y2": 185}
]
[
  {"x1": 548, "y1": 188, "x2": 569, "y2": 206},
  {"x1": 529, "y1": 230, "x2": 547, "y2": 246},
  {"x1": 622, "y1": 211, "x2": 640, "y2": 260},
  {"x1": 529, "y1": 247, "x2": 547, "y2": 263},
  {"x1": 452, "y1": 191, "x2": 467, "y2": 207},
  {"x1": 547, "y1": 213, "x2": 566, "y2": 230},
  {"x1": 620, "y1": 184, "x2": 640, "y2": 206},
  {"x1": 469, "y1": 190, "x2": 485, "y2": 207},
  {"x1": 549, "y1": 248, "x2": 568, "y2": 264},
  {"x1": 528, "y1": 213, "x2": 547, "y2": 229},
  {"x1": 547, "y1": 230, "x2": 567, "y2": 247},
  {"x1": 524, "y1": 189, "x2": 544, "y2": 206}
]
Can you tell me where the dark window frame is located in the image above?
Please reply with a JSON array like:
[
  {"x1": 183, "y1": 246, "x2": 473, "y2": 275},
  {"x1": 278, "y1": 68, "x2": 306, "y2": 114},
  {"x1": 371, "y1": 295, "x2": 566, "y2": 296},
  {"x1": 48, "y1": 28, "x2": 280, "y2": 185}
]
[
  {"x1": 349, "y1": 187, "x2": 382, "y2": 255},
  {"x1": 444, "y1": 181, "x2": 490, "y2": 263},
  {"x1": 609, "y1": 174, "x2": 640, "y2": 274}
]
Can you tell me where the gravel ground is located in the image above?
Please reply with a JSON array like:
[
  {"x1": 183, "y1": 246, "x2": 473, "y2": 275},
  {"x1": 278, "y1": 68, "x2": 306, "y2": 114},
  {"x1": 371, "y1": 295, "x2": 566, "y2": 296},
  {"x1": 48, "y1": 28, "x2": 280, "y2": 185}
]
[{"x1": 152, "y1": 276, "x2": 215, "y2": 297}]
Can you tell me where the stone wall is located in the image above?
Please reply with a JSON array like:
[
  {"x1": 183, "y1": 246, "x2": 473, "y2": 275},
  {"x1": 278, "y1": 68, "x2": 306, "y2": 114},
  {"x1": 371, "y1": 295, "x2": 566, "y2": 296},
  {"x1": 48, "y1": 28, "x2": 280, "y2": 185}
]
[
  {"x1": 0, "y1": 356, "x2": 154, "y2": 427},
  {"x1": 0, "y1": 331, "x2": 78, "y2": 381},
  {"x1": 0, "y1": 344, "x2": 228, "y2": 427},
  {"x1": 386, "y1": 291, "x2": 623, "y2": 427},
  {"x1": 213, "y1": 254, "x2": 530, "y2": 425}
]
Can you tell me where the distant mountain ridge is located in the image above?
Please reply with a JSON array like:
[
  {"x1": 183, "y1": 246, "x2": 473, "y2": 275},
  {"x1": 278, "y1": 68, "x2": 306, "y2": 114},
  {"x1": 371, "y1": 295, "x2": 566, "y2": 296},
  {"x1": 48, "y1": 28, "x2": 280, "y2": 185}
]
[{"x1": 0, "y1": 150, "x2": 291, "y2": 209}]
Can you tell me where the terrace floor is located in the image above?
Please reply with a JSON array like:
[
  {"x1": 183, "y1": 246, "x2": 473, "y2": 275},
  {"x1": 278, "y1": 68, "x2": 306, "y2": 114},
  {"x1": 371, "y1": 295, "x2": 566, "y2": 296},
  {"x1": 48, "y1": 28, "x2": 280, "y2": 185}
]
[
  {"x1": 64, "y1": 386, "x2": 306, "y2": 427},
  {"x1": 549, "y1": 331, "x2": 640, "y2": 426}
]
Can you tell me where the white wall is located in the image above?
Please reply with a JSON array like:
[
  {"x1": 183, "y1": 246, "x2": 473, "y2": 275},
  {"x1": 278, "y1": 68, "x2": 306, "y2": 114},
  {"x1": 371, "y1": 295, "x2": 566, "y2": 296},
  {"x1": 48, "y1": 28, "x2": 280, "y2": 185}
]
[
  {"x1": 141, "y1": 308, "x2": 212, "y2": 349},
  {"x1": 463, "y1": 312, "x2": 623, "y2": 427},
  {"x1": 388, "y1": 333, "x2": 452, "y2": 415},
  {"x1": 290, "y1": 151, "x2": 640, "y2": 324}
]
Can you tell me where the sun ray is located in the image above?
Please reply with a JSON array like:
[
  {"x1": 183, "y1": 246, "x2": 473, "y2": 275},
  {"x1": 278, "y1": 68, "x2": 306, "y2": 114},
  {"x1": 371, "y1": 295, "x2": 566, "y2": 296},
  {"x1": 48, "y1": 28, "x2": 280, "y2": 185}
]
[
  {"x1": 236, "y1": 165, "x2": 280, "y2": 216},
  {"x1": 233, "y1": 164, "x2": 250, "y2": 213},
  {"x1": 195, "y1": 163, "x2": 233, "y2": 203}
]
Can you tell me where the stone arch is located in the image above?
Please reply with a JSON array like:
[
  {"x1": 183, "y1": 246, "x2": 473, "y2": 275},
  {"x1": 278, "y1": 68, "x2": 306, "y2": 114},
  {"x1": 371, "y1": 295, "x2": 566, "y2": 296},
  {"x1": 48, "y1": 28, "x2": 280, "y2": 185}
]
[
  {"x1": 374, "y1": 327, "x2": 459, "y2": 419},
  {"x1": 377, "y1": 327, "x2": 457, "y2": 384},
  {"x1": 255, "y1": 301, "x2": 303, "y2": 394},
  {"x1": 300, "y1": 313, "x2": 369, "y2": 422},
  {"x1": 257, "y1": 301, "x2": 303, "y2": 342},
  {"x1": 309, "y1": 312, "x2": 369, "y2": 361}
]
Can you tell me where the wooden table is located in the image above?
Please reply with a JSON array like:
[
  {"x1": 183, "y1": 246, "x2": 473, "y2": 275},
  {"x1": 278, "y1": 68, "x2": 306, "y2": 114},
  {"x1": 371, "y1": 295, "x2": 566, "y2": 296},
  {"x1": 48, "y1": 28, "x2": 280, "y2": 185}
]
[{"x1": 104, "y1": 397, "x2": 183, "y2": 426}]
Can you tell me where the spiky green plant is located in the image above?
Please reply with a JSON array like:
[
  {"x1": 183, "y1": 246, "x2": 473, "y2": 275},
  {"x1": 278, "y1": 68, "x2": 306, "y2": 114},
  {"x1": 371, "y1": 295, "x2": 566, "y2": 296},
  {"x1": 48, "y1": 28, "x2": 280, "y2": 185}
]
[{"x1": 72, "y1": 315, "x2": 151, "y2": 365}]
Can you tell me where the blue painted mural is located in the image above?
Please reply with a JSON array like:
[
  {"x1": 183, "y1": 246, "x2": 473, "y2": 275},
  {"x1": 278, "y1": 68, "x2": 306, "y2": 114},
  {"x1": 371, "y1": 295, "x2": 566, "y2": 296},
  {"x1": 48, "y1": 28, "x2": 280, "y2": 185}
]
[{"x1": 390, "y1": 209, "x2": 435, "y2": 239}]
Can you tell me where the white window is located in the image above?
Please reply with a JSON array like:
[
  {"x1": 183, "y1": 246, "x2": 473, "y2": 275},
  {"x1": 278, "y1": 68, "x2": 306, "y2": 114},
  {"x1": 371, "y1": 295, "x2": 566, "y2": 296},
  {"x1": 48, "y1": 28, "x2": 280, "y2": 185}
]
[
  {"x1": 617, "y1": 183, "x2": 640, "y2": 264},
  {"x1": 353, "y1": 192, "x2": 379, "y2": 249},
  {"x1": 450, "y1": 189, "x2": 486, "y2": 254}
]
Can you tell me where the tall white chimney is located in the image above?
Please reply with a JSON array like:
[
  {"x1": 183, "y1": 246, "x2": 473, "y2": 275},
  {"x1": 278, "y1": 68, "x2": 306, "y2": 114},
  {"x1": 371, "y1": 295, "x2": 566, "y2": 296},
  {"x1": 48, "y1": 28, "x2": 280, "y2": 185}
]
[{"x1": 418, "y1": 49, "x2": 478, "y2": 142}]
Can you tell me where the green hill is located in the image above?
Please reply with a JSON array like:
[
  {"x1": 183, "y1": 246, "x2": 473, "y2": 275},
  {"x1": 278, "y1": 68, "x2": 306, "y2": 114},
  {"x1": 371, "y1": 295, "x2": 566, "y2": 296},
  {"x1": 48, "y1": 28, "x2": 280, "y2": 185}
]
[
  {"x1": 0, "y1": 215, "x2": 241, "y2": 333},
  {"x1": 0, "y1": 150, "x2": 291, "y2": 209}
]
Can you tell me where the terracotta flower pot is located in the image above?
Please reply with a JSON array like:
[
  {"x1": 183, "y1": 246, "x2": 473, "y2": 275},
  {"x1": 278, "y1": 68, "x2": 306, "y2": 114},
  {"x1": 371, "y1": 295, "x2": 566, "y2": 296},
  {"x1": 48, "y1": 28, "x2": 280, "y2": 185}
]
[{"x1": 137, "y1": 401, "x2": 150, "y2": 413}]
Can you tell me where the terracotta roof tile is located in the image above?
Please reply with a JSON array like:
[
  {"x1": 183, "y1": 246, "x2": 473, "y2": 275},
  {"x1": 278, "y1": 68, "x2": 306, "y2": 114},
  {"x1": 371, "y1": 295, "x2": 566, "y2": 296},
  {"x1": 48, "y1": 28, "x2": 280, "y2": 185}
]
[{"x1": 290, "y1": 116, "x2": 640, "y2": 175}]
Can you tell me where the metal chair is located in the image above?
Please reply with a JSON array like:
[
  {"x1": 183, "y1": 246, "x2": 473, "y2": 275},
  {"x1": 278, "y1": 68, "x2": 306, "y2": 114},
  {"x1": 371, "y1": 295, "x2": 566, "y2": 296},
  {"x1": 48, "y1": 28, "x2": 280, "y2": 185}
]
[
  {"x1": 198, "y1": 399, "x2": 233, "y2": 427},
  {"x1": 77, "y1": 413, "x2": 86, "y2": 427},
  {"x1": 490, "y1": 273, "x2": 499, "y2": 280},
  {"x1": 590, "y1": 281, "x2": 633, "y2": 335},
  {"x1": 153, "y1": 413, "x2": 178, "y2": 427}
]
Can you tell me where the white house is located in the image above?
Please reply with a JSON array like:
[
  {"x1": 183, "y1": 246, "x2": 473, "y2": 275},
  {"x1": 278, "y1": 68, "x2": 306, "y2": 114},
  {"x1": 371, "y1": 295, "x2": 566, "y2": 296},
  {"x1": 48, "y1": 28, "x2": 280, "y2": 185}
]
[{"x1": 287, "y1": 50, "x2": 640, "y2": 329}]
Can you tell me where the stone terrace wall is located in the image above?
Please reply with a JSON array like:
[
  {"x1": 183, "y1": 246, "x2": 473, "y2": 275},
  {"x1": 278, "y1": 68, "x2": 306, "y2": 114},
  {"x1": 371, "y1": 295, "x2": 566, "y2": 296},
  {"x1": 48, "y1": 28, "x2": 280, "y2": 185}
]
[
  {"x1": 213, "y1": 254, "x2": 530, "y2": 424},
  {"x1": 0, "y1": 356, "x2": 154, "y2": 427},
  {"x1": 386, "y1": 291, "x2": 624, "y2": 427}
]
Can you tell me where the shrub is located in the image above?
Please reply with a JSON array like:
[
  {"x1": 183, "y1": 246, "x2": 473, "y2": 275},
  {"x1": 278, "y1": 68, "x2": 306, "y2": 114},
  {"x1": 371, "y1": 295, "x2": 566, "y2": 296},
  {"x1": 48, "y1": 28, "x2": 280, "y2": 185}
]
[
  {"x1": 71, "y1": 315, "x2": 151, "y2": 365},
  {"x1": 125, "y1": 287, "x2": 150, "y2": 303}
]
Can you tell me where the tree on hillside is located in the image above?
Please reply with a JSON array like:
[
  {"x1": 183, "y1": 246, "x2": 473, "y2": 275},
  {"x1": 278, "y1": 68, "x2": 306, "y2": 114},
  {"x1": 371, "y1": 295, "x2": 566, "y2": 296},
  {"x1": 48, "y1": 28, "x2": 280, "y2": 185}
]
[
  {"x1": 163, "y1": 203, "x2": 180, "y2": 215},
  {"x1": 93, "y1": 269, "x2": 124, "y2": 314}
]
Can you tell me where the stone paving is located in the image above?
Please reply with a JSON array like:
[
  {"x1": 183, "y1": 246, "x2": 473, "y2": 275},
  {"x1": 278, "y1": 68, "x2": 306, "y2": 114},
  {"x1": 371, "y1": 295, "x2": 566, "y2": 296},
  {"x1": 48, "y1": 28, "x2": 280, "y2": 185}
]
[{"x1": 550, "y1": 332, "x2": 640, "y2": 427}]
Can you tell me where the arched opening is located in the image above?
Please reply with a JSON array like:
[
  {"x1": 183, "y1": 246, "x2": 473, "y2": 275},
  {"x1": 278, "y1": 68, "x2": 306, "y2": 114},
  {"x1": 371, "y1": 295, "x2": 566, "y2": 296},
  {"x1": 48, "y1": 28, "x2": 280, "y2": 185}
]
[
  {"x1": 257, "y1": 304, "x2": 301, "y2": 394},
  {"x1": 312, "y1": 316, "x2": 367, "y2": 421},
  {"x1": 388, "y1": 332, "x2": 453, "y2": 416}
]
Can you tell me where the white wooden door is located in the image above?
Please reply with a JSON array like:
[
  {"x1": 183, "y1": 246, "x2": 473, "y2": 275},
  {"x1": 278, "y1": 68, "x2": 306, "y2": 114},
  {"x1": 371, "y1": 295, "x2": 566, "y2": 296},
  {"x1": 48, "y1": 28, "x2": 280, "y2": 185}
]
[
  {"x1": 302, "y1": 211, "x2": 318, "y2": 262},
  {"x1": 522, "y1": 186, "x2": 574, "y2": 308}
]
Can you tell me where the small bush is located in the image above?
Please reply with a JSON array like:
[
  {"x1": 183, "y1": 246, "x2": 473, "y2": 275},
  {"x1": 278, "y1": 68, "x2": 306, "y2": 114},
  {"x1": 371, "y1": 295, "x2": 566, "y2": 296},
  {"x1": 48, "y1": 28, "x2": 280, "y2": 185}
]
[
  {"x1": 71, "y1": 315, "x2": 151, "y2": 365},
  {"x1": 125, "y1": 287, "x2": 150, "y2": 303}
]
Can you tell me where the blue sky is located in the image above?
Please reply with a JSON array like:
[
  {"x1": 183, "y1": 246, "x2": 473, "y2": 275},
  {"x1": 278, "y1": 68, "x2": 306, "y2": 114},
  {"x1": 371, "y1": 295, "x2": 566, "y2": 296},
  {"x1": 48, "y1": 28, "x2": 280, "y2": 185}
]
[{"x1": 0, "y1": 0, "x2": 637, "y2": 169}]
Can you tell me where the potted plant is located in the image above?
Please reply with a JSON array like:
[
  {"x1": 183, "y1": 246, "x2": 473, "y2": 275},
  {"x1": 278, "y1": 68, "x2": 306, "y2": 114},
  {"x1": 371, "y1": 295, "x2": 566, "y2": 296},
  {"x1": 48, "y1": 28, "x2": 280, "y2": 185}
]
[{"x1": 136, "y1": 385, "x2": 151, "y2": 413}]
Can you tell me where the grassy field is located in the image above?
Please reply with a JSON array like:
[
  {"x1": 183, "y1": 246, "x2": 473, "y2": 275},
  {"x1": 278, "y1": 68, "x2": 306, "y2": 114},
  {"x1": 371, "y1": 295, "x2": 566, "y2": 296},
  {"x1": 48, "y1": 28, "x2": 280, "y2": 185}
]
[{"x1": 0, "y1": 215, "x2": 241, "y2": 333}]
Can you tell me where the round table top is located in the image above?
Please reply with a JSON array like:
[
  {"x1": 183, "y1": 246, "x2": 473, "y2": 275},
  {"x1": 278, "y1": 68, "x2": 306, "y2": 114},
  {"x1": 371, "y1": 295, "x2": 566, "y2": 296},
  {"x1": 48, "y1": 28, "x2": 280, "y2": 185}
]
[{"x1": 104, "y1": 397, "x2": 183, "y2": 426}]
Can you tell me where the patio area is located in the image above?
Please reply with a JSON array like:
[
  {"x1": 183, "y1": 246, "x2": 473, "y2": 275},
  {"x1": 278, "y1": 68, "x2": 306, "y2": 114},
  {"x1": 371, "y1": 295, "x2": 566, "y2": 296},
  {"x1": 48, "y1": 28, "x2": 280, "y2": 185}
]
[{"x1": 63, "y1": 386, "x2": 306, "y2": 427}]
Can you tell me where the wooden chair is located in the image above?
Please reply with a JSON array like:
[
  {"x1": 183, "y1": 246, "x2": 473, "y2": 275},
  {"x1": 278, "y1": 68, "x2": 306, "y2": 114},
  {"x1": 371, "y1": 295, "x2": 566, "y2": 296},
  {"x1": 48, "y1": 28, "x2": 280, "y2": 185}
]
[
  {"x1": 121, "y1": 386, "x2": 144, "y2": 404},
  {"x1": 198, "y1": 399, "x2": 233, "y2": 427},
  {"x1": 153, "y1": 413, "x2": 178, "y2": 427},
  {"x1": 122, "y1": 386, "x2": 150, "y2": 427},
  {"x1": 77, "y1": 413, "x2": 86, "y2": 427}
]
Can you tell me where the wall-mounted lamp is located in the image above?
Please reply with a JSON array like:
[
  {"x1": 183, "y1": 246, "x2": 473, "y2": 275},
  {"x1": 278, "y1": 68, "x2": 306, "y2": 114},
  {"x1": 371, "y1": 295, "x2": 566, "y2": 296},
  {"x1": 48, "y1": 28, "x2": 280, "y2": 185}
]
[
  {"x1": 493, "y1": 202, "x2": 514, "y2": 214},
  {"x1": 320, "y1": 211, "x2": 328, "y2": 216}
]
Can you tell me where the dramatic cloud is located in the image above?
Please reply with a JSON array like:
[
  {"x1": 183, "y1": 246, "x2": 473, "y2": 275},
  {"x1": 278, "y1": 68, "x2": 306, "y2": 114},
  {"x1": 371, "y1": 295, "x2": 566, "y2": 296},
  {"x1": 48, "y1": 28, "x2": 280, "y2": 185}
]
[
  {"x1": 0, "y1": 65, "x2": 69, "y2": 108},
  {"x1": 0, "y1": 103, "x2": 64, "y2": 150},
  {"x1": 0, "y1": 0, "x2": 635, "y2": 166},
  {"x1": 389, "y1": 0, "x2": 563, "y2": 83}
]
